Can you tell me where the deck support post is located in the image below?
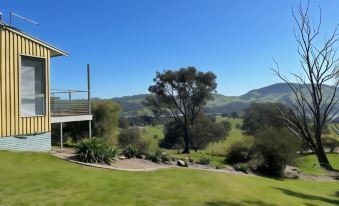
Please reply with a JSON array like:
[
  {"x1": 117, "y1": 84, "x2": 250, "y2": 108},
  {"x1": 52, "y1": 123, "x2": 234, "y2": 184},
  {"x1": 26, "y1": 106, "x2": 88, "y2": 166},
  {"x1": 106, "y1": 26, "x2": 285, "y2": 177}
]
[
  {"x1": 60, "y1": 122, "x2": 63, "y2": 149},
  {"x1": 87, "y1": 64, "x2": 92, "y2": 138},
  {"x1": 89, "y1": 120, "x2": 92, "y2": 138}
]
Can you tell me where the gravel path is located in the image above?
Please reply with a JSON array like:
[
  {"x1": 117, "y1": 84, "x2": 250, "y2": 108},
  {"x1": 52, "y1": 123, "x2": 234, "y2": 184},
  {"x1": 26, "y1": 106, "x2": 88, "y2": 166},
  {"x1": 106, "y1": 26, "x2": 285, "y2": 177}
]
[{"x1": 50, "y1": 150, "x2": 247, "y2": 174}]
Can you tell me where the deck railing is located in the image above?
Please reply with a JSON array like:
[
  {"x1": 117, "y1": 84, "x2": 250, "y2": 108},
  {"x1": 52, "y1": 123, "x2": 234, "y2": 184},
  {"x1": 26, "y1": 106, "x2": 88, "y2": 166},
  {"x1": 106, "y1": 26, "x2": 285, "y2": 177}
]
[{"x1": 50, "y1": 89, "x2": 90, "y2": 117}]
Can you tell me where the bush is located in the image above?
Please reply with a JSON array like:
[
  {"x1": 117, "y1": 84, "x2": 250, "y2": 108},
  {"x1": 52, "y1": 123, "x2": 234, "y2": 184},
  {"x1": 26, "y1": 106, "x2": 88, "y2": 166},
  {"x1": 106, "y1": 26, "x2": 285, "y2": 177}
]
[
  {"x1": 253, "y1": 128, "x2": 300, "y2": 176},
  {"x1": 118, "y1": 127, "x2": 151, "y2": 153},
  {"x1": 197, "y1": 156, "x2": 211, "y2": 165},
  {"x1": 226, "y1": 138, "x2": 253, "y2": 164},
  {"x1": 323, "y1": 136, "x2": 339, "y2": 152},
  {"x1": 147, "y1": 149, "x2": 170, "y2": 163},
  {"x1": 121, "y1": 145, "x2": 139, "y2": 158},
  {"x1": 74, "y1": 137, "x2": 118, "y2": 164},
  {"x1": 92, "y1": 100, "x2": 121, "y2": 138},
  {"x1": 135, "y1": 139, "x2": 151, "y2": 154},
  {"x1": 241, "y1": 103, "x2": 291, "y2": 135},
  {"x1": 233, "y1": 163, "x2": 249, "y2": 173},
  {"x1": 118, "y1": 127, "x2": 141, "y2": 147}
]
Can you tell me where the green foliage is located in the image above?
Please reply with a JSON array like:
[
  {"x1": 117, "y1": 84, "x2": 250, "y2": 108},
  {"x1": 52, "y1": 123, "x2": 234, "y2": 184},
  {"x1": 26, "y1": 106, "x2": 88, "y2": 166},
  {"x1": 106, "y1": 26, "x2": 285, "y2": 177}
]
[
  {"x1": 160, "y1": 115, "x2": 228, "y2": 151},
  {"x1": 322, "y1": 136, "x2": 339, "y2": 152},
  {"x1": 241, "y1": 103, "x2": 290, "y2": 135},
  {"x1": 147, "y1": 149, "x2": 170, "y2": 163},
  {"x1": 159, "y1": 120, "x2": 185, "y2": 149},
  {"x1": 118, "y1": 127, "x2": 141, "y2": 147},
  {"x1": 252, "y1": 128, "x2": 301, "y2": 176},
  {"x1": 191, "y1": 115, "x2": 227, "y2": 150},
  {"x1": 74, "y1": 137, "x2": 118, "y2": 164},
  {"x1": 226, "y1": 138, "x2": 253, "y2": 164},
  {"x1": 197, "y1": 156, "x2": 211, "y2": 165},
  {"x1": 92, "y1": 100, "x2": 121, "y2": 139},
  {"x1": 118, "y1": 117, "x2": 129, "y2": 129},
  {"x1": 233, "y1": 163, "x2": 249, "y2": 173},
  {"x1": 118, "y1": 127, "x2": 151, "y2": 153},
  {"x1": 231, "y1": 112, "x2": 239, "y2": 118},
  {"x1": 121, "y1": 145, "x2": 139, "y2": 158},
  {"x1": 221, "y1": 120, "x2": 232, "y2": 134}
]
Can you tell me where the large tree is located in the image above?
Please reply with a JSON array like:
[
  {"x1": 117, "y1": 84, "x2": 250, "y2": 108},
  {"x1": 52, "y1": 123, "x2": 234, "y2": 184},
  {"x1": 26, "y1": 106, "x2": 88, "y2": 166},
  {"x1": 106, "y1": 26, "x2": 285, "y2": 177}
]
[
  {"x1": 145, "y1": 67, "x2": 217, "y2": 153},
  {"x1": 273, "y1": 3, "x2": 339, "y2": 170}
]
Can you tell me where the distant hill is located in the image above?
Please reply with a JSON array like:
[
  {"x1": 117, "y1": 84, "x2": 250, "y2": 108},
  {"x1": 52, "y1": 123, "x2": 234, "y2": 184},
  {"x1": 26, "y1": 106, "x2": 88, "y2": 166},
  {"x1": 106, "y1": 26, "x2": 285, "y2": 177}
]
[{"x1": 112, "y1": 83, "x2": 338, "y2": 116}]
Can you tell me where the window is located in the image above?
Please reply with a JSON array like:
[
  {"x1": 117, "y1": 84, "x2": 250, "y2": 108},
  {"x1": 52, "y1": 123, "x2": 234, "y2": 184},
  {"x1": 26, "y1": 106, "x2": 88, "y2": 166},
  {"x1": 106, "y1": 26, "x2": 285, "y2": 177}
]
[{"x1": 21, "y1": 56, "x2": 46, "y2": 116}]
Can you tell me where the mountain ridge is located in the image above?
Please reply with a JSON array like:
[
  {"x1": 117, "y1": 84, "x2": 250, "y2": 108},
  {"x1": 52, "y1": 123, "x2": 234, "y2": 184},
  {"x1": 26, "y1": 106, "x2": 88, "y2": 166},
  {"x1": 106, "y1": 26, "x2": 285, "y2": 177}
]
[{"x1": 111, "y1": 83, "x2": 338, "y2": 116}]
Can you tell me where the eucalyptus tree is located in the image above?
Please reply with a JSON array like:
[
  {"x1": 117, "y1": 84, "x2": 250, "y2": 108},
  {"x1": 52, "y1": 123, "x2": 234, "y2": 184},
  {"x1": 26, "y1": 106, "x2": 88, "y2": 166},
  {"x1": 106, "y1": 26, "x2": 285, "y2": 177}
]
[{"x1": 145, "y1": 67, "x2": 217, "y2": 153}]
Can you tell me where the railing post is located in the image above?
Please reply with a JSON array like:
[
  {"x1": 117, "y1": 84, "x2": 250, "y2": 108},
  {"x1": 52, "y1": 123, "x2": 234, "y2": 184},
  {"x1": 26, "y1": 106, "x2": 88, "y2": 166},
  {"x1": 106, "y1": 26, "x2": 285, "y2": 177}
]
[
  {"x1": 87, "y1": 64, "x2": 91, "y2": 114},
  {"x1": 60, "y1": 122, "x2": 63, "y2": 149},
  {"x1": 69, "y1": 90, "x2": 72, "y2": 116}
]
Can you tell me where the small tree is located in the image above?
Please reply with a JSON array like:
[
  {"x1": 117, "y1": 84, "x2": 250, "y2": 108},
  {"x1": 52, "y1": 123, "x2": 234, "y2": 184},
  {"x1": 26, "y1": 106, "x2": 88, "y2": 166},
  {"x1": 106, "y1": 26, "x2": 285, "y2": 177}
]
[
  {"x1": 145, "y1": 67, "x2": 217, "y2": 153},
  {"x1": 118, "y1": 127, "x2": 141, "y2": 148},
  {"x1": 322, "y1": 136, "x2": 339, "y2": 153},
  {"x1": 92, "y1": 100, "x2": 121, "y2": 139},
  {"x1": 118, "y1": 117, "x2": 129, "y2": 129},
  {"x1": 272, "y1": 3, "x2": 339, "y2": 170},
  {"x1": 241, "y1": 103, "x2": 291, "y2": 135},
  {"x1": 231, "y1": 112, "x2": 239, "y2": 119},
  {"x1": 253, "y1": 128, "x2": 301, "y2": 176},
  {"x1": 159, "y1": 115, "x2": 228, "y2": 152}
]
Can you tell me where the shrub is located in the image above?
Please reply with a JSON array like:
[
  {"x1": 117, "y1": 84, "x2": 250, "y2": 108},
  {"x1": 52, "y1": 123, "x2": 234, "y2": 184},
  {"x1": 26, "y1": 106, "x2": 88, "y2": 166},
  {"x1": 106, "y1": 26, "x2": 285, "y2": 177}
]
[
  {"x1": 323, "y1": 136, "x2": 339, "y2": 152},
  {"x1": 233, "y1": 163, "x2": 249, "y2": 173},
  {"x1": 118, "y1": 127, "x2": 151, "y2": 153},
  {"x1": 118, "y1": 127, "x2": 141, "y2": 147},
  {"x1": 226, "y1": 138, "x2": 253, "y2": 164},
  {"x1": 241, "y1": 103, "x2": 291, "y2": 135},
  {"x1": 92, "y1": 100, "x2": 121, "y2": 138},
  {"x1": 147, "y1": 149, "x2": 170, "y2": 163},
  {"x1": 197, "y1": 156, "x2": 211, "y2": 165},
  {"x1": 121, "y1": 145, "x2": 139, "y2": 158},
  {"x1": 135, "y1": 139, "x2": 151, "y2": 154},
  {"x1": 74, "y1": 137, "x2": 118, "y2": 164},
  {"x1": 253, "y1": 128, "x2": 300, "y2": 176}
]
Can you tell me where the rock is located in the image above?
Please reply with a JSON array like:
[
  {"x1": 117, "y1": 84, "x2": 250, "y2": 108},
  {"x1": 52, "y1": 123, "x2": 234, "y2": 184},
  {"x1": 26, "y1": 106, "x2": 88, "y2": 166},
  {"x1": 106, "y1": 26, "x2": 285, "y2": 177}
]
[
  {"x1": 177, "y1": 160, "x2": 188, "y2": 167},
  {"x1": 118, "y1": 156, "x2": 126, "y2": 160}
]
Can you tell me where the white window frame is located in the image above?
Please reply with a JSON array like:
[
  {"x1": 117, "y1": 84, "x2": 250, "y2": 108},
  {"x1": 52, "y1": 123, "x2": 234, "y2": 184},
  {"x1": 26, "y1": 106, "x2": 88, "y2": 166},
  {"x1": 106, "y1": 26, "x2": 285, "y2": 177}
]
[{"x1": 19, "y1": 55, "x2": 47, "y2": 117}]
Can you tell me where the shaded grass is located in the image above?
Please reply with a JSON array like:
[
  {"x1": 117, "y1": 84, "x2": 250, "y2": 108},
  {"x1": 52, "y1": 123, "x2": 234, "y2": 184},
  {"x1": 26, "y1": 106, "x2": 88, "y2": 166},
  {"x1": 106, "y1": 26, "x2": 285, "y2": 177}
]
[
  {"x1": 0, "y1": 151, "x2": 338, "y2": 205},
  {"x1": 295, "y1": 153, "x2": 339, "y2": 175}
]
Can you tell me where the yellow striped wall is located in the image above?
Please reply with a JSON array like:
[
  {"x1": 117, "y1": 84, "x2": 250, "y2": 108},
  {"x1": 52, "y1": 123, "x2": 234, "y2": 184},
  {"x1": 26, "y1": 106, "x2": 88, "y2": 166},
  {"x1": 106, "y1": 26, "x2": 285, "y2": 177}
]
[{"x1": 0, "y1": 27, "x2": 51, "y2": 137}]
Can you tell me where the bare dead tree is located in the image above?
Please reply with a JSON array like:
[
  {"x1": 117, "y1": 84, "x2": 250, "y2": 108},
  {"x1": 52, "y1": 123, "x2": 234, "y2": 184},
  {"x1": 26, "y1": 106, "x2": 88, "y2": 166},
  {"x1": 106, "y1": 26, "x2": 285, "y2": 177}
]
[{"x1": 272, "y1": 2, "x2": 339, "y2": 170}]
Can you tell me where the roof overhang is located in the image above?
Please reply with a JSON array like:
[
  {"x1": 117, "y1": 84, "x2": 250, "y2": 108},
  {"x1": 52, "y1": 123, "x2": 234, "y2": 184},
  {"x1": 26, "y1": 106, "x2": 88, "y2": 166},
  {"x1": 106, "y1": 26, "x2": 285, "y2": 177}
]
[{"x1": 0, "y1": 22, "x2": 68, "y2": 57}]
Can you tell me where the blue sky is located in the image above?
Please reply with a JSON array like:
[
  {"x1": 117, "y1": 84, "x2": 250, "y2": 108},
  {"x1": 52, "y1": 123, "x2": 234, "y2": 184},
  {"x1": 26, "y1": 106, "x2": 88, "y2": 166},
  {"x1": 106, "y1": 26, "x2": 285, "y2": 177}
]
[{"x1": 1, "y1": 0, "x2": 339, "y2": 98}]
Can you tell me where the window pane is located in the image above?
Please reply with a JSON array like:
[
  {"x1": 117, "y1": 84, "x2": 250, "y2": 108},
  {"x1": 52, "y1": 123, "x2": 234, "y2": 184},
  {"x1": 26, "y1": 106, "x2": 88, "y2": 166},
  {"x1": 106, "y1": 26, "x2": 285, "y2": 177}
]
[{"x1": 21, "y1": 57, "x2": 45, "y2": 116}]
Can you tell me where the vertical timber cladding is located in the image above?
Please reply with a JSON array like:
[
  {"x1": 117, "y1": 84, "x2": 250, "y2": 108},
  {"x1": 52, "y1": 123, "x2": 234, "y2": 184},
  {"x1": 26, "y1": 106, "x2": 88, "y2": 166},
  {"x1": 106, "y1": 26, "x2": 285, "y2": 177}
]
[{"x1": 0, "y1": 27, "x2": 51, "y2": 137}]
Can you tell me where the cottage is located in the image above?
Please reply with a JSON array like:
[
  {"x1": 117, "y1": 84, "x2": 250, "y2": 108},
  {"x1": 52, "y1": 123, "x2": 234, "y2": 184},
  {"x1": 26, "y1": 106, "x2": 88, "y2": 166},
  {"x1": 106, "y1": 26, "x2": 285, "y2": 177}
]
[{"x1": 0, "y1": 16, "x2": 92, "y2": 151}]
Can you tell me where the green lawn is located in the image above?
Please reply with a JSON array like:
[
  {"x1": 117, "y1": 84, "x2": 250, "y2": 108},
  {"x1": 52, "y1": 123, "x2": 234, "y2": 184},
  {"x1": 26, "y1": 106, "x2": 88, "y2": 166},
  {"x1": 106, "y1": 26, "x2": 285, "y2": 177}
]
[
  {"x1": 295, "y1": 153, "x2": 339, "y2": 175},
  {"x1": 0, "y1": 151, "x2": 338, "y2": 205}
]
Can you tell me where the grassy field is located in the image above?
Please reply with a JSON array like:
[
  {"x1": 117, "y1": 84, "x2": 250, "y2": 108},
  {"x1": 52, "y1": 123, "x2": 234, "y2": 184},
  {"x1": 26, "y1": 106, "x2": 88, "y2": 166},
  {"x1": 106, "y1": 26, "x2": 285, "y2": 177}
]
[
  {"x1": 295, "y1": 153, "x2": 339, "y2": 175},
  {"x1": 0, "y1": 151, "x2": 338, "y2": 206},
  {"x1": 139, "y1": 117, "x2": 246, "y2": 166}
]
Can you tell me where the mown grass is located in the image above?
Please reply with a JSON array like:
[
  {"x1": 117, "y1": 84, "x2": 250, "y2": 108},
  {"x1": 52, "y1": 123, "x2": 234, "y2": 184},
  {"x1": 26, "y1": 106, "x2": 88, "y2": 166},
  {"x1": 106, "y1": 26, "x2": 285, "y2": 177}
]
[
  {"x1": 0, "y1": 151, "x2": 338, "y2": 206},
  {"x1": 139, "y1": 117, "x2": 246, "y2": 166},
  {"x1": 295, "y1": 153, "x2": 339, "y2": 175}
]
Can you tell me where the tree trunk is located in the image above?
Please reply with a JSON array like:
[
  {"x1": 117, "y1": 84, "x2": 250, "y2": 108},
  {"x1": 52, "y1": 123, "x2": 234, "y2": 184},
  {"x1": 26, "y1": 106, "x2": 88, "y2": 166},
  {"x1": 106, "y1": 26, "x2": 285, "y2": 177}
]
[
  {"x1": 315, "y1": 125, "x2": 333, "y2": 170},
  {"x1": 182, "y1": 128, "x2": 190, "y2": 154},
  {"x1": 316, "y1": 142, "x2": 333, "y2": 170}
]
